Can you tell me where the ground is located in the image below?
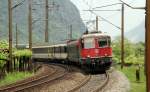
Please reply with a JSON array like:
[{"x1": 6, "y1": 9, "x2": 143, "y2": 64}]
[{"x1": 115, "y1": 65, "x2": 146, "y2": 92}]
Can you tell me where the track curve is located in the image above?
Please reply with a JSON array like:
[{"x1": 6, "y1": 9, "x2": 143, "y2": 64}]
[
  {"x1": 0, "y1": 64, "x2": 69, "y2": 92},
  {"x1": 93, "y1": 72, "x2": 109, "y2": 92},
  {"x1": 67, "y1": 72, "x2": 109, "y2": 92}
]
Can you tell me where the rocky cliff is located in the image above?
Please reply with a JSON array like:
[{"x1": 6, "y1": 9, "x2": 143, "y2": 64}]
[{"x1": 0, "y1": 0, "x2": 85, "y2": 45}]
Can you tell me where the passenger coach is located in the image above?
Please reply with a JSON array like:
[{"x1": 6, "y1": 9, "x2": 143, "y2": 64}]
[
  {"x1": 32, "y1": 44, "x2": 67, "y2": 60},
  {"x1": 32, "y1": 31, "x2": 112, "y2": 71}
]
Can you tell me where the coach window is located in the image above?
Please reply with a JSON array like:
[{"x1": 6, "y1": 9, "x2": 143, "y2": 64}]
[
  {"x1": 61, "y1": 46, "x2": 64, "y2": 53},
  {"x1": 56, "y1": 47, "x2": 59, "y2": 53},
  {"x1": 54, "y1": 47, "x2": 56, "y2": 53},
  {"x1": 64, "y1": 47, "x2": 67, "y2": 53}
]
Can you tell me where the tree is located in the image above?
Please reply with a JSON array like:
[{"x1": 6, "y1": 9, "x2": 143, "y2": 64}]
[{"x1": 112, "y1": 36, "x2": 144, "y2": 65}]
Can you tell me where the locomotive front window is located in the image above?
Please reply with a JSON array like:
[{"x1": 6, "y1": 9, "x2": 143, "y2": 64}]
[
  {"x1": 84, "y1": 38, "x2": 95, "y2": 49},
  {"x1": 98, "y1": 38, "x2": 108, "y2": 47}
]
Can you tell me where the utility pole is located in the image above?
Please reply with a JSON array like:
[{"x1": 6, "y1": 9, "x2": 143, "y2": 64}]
[
  {"x1": 96, "y1": 16, "x2": 98, "y2": 31},
  {"x1": 70, "y1": 25, "x2": 72, "y2": 40},
  {"x1": 28, "y1": 0, "x2": 32, "y2": 51},
  {"x1": 8, "y1": 0, "x2": 13, "y2": 72},
  {"x1": 32, "y1": 1, "x2": 59, "y2": 42},
  {"x1": 121, "y1": 3, "x2": 124, "y2": 69},
  {"x1": 16, "y1": 23, "x2": 18, "y2": 48},
  {"x1": 45, "y1": 0, "x2": 49, "y2": 42},
  {"x1": 146, "y1": 0, "x2": 150, "y2": 92}
]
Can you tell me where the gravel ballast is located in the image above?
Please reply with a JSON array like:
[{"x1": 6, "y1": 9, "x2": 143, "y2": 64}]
[{"x1": 102, "y1": 69, "x2": 130, "y2": 92}]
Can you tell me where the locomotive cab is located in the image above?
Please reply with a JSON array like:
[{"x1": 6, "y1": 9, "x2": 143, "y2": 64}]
[{"x1": 80, "y1": 32, "x2": 112, "y2": 71}]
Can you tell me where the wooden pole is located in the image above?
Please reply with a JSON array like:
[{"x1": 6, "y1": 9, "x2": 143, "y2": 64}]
[
  {"x1": 16, "y1": 23, "x2": 18, "y2": 48},
  {"x1": 96, "y1": 16, "x2": 98, "y2": 31},
  {"x1": 28, "y1": 0, "x2": 32, "y2": 70},
  {"x1": 8, "y1": 0, "x2": 13, "y2": 72},
  {"x1": 70, "y1": 25, "x2": 72, "y2": 40},
  {"x1": 146, "y1": 0, "x2": 150, "y2": 91},
  {"x1": 28, "y1": 0, "x2": 32, "y2": 51},
  {"x1": 121, "y1": 3, "x2": 125, "y2": 69},
  {"x1": 45, "y1": 0, "x2": 49, "y2": 42}
]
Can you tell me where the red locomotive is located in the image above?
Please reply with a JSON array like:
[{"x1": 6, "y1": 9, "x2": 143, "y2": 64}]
[
  {"x1": 67, "y1": 31, "x2": 112, "y2": 71},
  {"x1": 32, "y1": 31, "x2": 112, "y2": 71}
]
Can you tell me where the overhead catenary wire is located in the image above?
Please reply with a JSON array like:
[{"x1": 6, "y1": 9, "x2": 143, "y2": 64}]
[
  {"x1": 92, "y1": 3, "x2": 122, "y2": 10},
  {"x1": 84, "y1": 9, "x2": 121, "y2": 11},
  {"x1": 83, "y1": 0, "x2": 145, "y2": 31},
  {"x1": 81, "y1": 1, "x2": 121, "y2": 30},
  {"x1": 81, "y1": 0, "x2": 94, "y2": 27},
  {"x1": 119, "y1": 0, "x2": 145, "y2": 9},
  {"x1": 89, "y1": 10, "x2": 121, "y2": 30},
  {"x1": 12, "y1": 0, "x2": 26, "y2": 9}
]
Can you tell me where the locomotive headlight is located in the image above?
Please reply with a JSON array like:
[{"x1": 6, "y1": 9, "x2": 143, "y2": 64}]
[
  {"x1": 105, "y1": 54, "x2": 108, "y2": 56},
  {"x1": 95, "y1": 49, "x2": 99, "y2": 54}
]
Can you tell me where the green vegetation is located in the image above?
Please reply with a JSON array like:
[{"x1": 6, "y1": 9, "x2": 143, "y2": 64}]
[
  {"x1": 0, "y1": 40, "x2": 8, "y2": 49},
  {"x1": 112, "y1": 37, "x2": 146, "y2": 92},
  {"x1": 0, "y1": 40, "x2": 9, "y2": 68},
  {"x1": 112, "y1": 37, "x2": 144, "y2": 65},
  {"x1": 0, "y1": 72, "x2": 33, "y2": 86},
  {"x1": 0, "y1": 40, "x2": 32, "y2": 69},
  {"x1": 0, "y1": 40, "x2": 33, "y2": 83},
  {"x1": 116, "y1": 65, "x2": 146, "y2": 92},
  {"x1": 13, "y1": 49, "x2": 32, "y2": 58}
]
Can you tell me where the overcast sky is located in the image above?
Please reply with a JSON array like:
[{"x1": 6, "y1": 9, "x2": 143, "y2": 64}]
[{"x1": 70, "y1": 0, "x2": 146, "y2": 36}]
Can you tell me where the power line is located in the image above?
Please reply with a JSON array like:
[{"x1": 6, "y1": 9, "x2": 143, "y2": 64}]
[
  {"x1": 84, "y1": 9, "x2": 121, "y2": 11},
  {"x1": 81, "y1": 1, "x2": 121, "y2": 30},
  {"x1": 89, "y1": 10, "x2": 121, "y2": 30},
  {"x1": 12, "y1": 0, "x2": 26, "y2": 10},
  {"x1": 92, "y1": 3, "x2": 121, "y2": 10},
  {"x1": 119, "y1": 0, "x2": 145, "y2": 10},
  {"x1": 81, "y1": 0, "x2": 94, "y2": 26}
]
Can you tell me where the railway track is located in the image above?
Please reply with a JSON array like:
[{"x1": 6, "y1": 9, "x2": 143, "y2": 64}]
[
  {"x1": 0, "y1": 64, "x2": 69, "y2": 92},
  {"x1": 67, "y1": 72, "x2": 109, "y2": 92},
  {"x1": 67, "y1": 74, "x2": 92, "y2": 92},
  {"x1": 93, "y1": 72, "x2": 109, "y2": 92}
]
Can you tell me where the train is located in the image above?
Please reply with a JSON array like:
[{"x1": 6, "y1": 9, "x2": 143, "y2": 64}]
[{"x1": 32, "y1": 31, "x2": 112, "y2": 71}]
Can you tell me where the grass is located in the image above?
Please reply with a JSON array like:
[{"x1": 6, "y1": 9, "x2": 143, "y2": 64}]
[
  {"x1": 0, "y1": 72, "x2": 33, "y2": 86},
  {"x1": 115, "y1": 65, "x2": 146, "y2": 92}
]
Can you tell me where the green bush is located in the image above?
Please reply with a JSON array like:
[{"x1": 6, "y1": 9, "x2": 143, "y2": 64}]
[
  {"x1": 0, "y1": 40, "x2": 9, "y2": 68},
  {"x1": 112, "y1": 37, "x2": 145, "y2": 65},
  {"x1": 0, "y1": 40, "x2": 9, "y2": 49},
  {"x1": 13, "y1": 49, "x2": 32, "y2": 58}
]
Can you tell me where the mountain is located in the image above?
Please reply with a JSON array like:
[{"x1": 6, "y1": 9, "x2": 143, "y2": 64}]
[
  {"x1": 125, "y1": 21, "x2": 145, "y2": 43},
  {"x1": 0, "y1": 0, "x2": 85, "y2": 45},
  {"x1": 112, "y1": 21, "x2": 145, "y2": 43}
]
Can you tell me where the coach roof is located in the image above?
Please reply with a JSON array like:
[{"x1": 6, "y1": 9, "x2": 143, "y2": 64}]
[{"x1": 32, "y1": 44, "x2": 67, "y2": 48}]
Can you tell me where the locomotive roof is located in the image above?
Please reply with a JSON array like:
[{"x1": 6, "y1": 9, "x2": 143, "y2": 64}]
[{"x1": 81, "y1": 33, "x2": 110, "y2": 38}]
